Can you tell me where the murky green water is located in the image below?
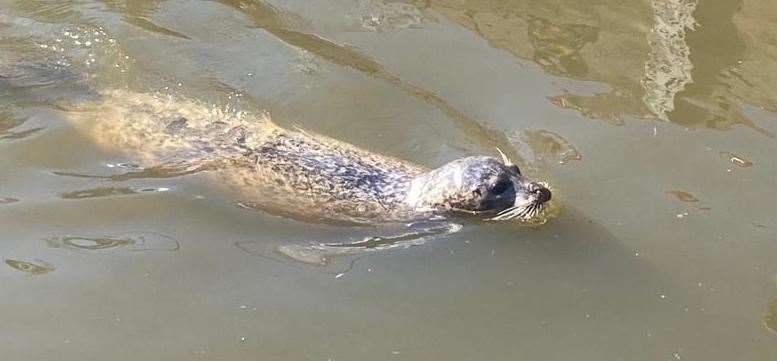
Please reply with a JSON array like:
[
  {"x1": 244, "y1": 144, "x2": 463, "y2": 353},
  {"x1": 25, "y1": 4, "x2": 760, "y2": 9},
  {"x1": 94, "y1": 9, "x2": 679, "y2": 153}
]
[{"x1": 2, "y1": 0, "x2": 777, "y2": 360}]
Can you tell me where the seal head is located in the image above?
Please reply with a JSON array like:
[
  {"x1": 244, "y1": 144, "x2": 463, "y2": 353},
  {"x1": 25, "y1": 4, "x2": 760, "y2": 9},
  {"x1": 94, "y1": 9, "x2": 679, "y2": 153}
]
[{"x1": 405, "y1": 156, "x2": 551, "y2": 221}]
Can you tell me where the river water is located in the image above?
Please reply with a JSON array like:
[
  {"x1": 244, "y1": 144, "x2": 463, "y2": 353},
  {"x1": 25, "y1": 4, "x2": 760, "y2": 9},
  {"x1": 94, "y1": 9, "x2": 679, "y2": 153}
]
[{"x1": 1, "y1": 1, "x2": 776, "y2": 360}]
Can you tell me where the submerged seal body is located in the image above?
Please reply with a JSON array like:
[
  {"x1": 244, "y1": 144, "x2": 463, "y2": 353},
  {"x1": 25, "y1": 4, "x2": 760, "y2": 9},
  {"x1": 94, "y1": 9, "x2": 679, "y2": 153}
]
[{"x1": 70, "y1": 90, "x2": 552, "y2": 224}]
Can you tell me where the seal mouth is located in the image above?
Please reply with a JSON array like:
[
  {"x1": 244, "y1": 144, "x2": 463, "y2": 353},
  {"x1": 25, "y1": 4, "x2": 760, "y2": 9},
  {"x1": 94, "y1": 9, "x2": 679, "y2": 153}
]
[{"x1": 488, "y1": 181, "x2": 551, "y2": 222}]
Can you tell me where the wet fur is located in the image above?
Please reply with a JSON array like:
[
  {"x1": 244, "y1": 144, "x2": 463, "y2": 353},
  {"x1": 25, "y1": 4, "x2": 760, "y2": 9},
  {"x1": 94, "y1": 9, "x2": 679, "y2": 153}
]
[
  {"x1": 68, "y1": 90, "x2": 549, "y2": 224},
  {"x1": 69, "y1": 90, "x2": 428, "y2": 223}
]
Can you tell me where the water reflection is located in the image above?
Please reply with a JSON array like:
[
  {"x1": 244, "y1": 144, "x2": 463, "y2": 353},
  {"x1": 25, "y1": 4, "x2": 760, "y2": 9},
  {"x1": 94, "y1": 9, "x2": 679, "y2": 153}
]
[
  {"x1": 53, "y1": 161, "x2": 210, "y2": 181},
  {"x1": 641, "y1": 0, "x2": 697, "y2": 120},
  {"x1": 528, "y1": 16, "x2": 598, "y2": 77},
  {"x1": 512, "y1": 129, "x2": 582, "y2": 166},
  {"x1": 217, "y1": 0, "x2": 524, "y2": 162},
  {"x1": 418, "y1": 0, "x2": 777, "y2": 133},
  {"x1": 766, "y1": 297, "x2": 777, "y2": 335},
  {"x1": 45, "y1": 231, "x2": 180, "y2": 252},
  {"x1": 10, "y1": 1, "x2": 76, "y2": 22},
  {"x1": 665, "y1": 0, "x2": 774, "y2": 135},
  {"x1": 98, "y1": 0, "x2": 191, "y2": 39},
  {"x1": 0, "y1": 112, "x2": 44, "y2": 141},
  {"x1": 357, "y1": 0, "x2": 424, "y2": 32},
  {"x1": 60, "y1": 186, "x2": 170, "y2": 199},
  {"x1": 0, "y1": 24, "x2": 105, "y2": 107},
  {"x1": 719, "y1": 151, "x2": 753, "y2": 168},
  {"x1": 235, "y1": 221, "x2": 462, "y2": 275},
  {"x1": 5, "y1": 258, "x2": 55, "y2": 275},
  {"x1": 0, "y1": 197, "x2": 20, "y2": 204}
]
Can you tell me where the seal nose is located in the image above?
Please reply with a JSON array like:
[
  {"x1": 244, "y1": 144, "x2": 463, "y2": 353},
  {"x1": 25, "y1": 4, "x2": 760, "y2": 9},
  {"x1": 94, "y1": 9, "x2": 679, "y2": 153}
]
[{"x1": 531, "y1": 183, "x2": 551, "y2": 204}]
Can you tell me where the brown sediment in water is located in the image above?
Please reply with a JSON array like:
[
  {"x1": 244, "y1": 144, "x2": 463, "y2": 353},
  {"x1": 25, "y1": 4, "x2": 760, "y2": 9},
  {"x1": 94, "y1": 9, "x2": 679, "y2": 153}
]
[{"x1": 666, "y1": 190, "x2": 699, "y2": 203}]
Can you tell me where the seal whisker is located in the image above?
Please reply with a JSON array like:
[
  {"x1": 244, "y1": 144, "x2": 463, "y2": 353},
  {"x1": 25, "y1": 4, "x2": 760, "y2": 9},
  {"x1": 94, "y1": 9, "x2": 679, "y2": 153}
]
[
  {"x1": 489, "y1": 199, "x2": 548, "y2": 221},
  {"x1": 490, "y1": 204, "x2": 527, "y2": 221}
]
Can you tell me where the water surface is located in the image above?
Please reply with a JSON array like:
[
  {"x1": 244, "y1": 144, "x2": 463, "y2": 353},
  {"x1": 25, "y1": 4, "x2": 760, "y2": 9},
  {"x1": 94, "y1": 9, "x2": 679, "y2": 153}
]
[{"x1": 1, "y1": 0, "x2": 777, "y2": 360}]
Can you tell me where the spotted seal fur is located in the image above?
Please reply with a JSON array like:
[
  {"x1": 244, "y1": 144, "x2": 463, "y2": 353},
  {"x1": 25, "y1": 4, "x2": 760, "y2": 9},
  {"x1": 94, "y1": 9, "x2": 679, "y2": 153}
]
[{"x1": 68, "y1": 90, "x2": 552, "y2": 224}]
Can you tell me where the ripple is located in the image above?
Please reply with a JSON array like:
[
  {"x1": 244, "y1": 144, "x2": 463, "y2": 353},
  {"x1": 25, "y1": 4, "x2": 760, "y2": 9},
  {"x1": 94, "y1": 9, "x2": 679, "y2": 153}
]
[
  {"x1": 14, "y1": 1, "x2": 75, "y2": 21},
  {"x1": 217, "y1": 0, "x2": 521, "y2": 164},
  {"x1": 59, "y1": 186, "x2": 170, "y2": 199},
  {"x1": 720, "y1": 151, "x2": 753, "y2": 168},
  {"x1": 235, "y1": 222, "x2": 462, "y2": 275},
  {"x1": 45, "y1": 231, "x2": 179, "y2": 252},
  {"x1": 0, "y1": 197, "x2": 19, "y2": 204},
  {"x1": 0, "y1": 126, "x2": 45, "y2": 141},
  {"x1": 53, "y1": 161, "x2": 207, "y2": 181},
  {"x1": 0, "y1": 111, "x2": 26, "y2": 132},
  {"x1": 60, "y1": 236, "x2": 134, "y2": 250},
  {"x1": 5, "y1": 258, "x2": 55, "y2": 275},
  {"x1": 0, "y1": 112, "x2": 45, "y2": 142},
  {"x1": 513, "y1": 129, "x2": 582, "y2": 165},
  {"x1": 357, "y1": 0, "x2": 425, "y2": 32},
  {"x1": 122, "y1": 16, "x2": 191, "y2": 40},
  {"x1": 61, "y1": 187, "x2": 138, "y2": 199},
  {"x1": 105, "y1": 162, "x2": 142, "y2": 170}
]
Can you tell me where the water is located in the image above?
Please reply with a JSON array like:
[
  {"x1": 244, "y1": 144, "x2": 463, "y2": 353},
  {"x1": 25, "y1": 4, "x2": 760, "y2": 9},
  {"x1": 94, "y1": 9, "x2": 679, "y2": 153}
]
[{"x1": 1, "y1": 0, "x2": 776, "y2": 360}]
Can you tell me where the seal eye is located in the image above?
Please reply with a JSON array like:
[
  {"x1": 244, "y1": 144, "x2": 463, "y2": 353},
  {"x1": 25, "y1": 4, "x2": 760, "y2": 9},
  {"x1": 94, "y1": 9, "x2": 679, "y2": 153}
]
[{"x1": 491, "y1": 179, "x2": 511, "y2": 194}]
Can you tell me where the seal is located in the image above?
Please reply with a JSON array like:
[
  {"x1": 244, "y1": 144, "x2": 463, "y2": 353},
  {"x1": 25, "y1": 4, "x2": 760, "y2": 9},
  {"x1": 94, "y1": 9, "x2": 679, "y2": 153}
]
[{"x1": 68, "y1": 90, "x2": 552, "y2": 225}]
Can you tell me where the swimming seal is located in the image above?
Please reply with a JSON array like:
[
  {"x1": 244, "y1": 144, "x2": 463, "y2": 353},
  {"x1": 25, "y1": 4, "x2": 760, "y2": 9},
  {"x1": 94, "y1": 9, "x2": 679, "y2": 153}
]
[{"x1": 68, "y1": 90, "x2": 552, "y2": 224}]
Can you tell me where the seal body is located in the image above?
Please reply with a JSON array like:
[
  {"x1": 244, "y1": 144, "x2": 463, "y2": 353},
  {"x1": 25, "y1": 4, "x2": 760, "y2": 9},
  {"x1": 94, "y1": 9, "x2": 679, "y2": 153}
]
[
  {"x1": 236, "y1": 128, "x2": 425, "y2": 223},
  {"x1": 69, "y1": 90, "x2": 551, "y2": 224}
]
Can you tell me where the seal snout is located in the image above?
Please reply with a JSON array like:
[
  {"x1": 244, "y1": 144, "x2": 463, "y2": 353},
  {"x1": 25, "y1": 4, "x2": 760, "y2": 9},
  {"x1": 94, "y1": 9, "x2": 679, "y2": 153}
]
[{"x1": 530, "y1": 182, "x2": 552, "y2": 204}]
